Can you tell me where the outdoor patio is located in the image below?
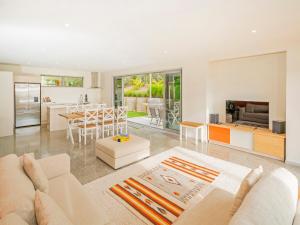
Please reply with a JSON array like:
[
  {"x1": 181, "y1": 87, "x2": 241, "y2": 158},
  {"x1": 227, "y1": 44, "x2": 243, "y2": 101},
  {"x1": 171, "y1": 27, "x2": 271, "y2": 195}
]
[{"x1": 127, "y1": 116, "x2": 163, "y2": 129}]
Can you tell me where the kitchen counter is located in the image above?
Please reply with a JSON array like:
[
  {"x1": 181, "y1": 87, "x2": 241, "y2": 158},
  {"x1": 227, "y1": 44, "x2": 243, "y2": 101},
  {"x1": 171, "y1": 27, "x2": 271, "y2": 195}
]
[
  {"x1": 47, "y1": 106, "x2": 68, "y2": 131},
  {"x1": 42, "y1": 103, "x2": 75, "y2": 125},
  {"x1": 46, "y1": 103, "x2": 96, "y2": 131}
]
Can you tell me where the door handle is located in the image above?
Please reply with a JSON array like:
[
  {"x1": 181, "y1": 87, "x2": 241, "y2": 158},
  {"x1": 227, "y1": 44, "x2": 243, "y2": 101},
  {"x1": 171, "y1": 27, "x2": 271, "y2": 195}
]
[{"x1": 34, "y1": 97, "x2": 39, "y2": 102}]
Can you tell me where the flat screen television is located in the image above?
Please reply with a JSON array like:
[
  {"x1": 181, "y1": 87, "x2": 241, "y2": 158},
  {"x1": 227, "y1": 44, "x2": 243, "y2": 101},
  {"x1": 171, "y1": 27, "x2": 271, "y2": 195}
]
[{"x1": 226, "y1": 100, "x2": 269, "y2": 128}]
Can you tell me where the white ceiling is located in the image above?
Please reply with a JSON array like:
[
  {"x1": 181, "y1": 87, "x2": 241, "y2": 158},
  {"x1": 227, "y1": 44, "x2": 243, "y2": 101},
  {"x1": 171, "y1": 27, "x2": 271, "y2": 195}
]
[{"x1": 0, "y1": 0, "x2": 300, "y2": 71}]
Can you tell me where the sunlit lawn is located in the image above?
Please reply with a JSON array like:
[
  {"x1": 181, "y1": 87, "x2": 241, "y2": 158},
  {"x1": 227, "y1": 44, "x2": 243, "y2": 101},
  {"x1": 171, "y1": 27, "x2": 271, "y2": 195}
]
[{"x1": 127, "y1": 111, "x2": 148, "y2": 118}]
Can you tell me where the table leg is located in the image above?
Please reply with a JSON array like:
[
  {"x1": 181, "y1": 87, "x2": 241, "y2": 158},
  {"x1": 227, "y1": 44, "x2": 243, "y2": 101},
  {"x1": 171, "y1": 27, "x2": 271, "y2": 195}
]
[
  {"x1": 195, "y1": 128, "x2": 198, "y2": 146},
  {"x1": 68, "y1": 122, "x2": 74, "y2": 144},
  {"x1": 66, "y1": 120, "x2": 70, "y2": 139},
  {"x1": 180, "y1": 125, "x2": 183, "y2": 141},
  {"x1": 185, "y1": 127, "x2": 188, "y2": 141},
  {"x1": 200, "y1": 126, "x2": 204, "y2": 143}
]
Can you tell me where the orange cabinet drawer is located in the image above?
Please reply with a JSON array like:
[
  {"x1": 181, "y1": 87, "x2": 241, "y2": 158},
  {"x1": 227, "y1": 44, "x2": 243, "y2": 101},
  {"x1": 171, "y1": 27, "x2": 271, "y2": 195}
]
[{"x1": 209, "y1": 125, "x2": 230, "y2": 144}]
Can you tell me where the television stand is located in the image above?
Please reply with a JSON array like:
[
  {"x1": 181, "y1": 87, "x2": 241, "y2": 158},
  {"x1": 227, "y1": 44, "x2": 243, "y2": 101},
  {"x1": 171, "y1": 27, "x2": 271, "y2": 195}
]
[{"x1": 208, "y1": 123, "x2": 285, "y2": 161}]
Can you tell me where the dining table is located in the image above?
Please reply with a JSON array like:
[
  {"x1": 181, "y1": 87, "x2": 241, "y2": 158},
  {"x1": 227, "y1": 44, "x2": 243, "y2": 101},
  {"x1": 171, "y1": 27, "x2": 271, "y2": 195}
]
[
  {"x1": 59, "y1": 112, "x2": 85, "y2": 144},
  {"x1": 58, "y1": 109, "x2": 111, "y2": 144}
]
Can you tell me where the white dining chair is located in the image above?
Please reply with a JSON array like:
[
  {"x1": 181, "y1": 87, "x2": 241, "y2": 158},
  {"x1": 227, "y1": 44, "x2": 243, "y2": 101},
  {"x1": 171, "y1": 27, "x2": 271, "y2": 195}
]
[
  {"x1": 115, "y1": 106, "x2": 128, "y2": 135},
  {"x1": 100, "y1": 107, "x2": 114, "y2": 138},
  {"x1": 65, "y1": 104, "x2": 83, "y2": 144},
  {"x1": 77, "y1": 107, "x2": 99, "y2": 145}
]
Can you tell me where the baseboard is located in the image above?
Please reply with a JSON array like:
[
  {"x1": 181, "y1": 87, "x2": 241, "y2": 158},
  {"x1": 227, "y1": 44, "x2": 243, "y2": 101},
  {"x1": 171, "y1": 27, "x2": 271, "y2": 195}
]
[{"x1": 285, "y1": 160, "x2": 300, "y2": 167}]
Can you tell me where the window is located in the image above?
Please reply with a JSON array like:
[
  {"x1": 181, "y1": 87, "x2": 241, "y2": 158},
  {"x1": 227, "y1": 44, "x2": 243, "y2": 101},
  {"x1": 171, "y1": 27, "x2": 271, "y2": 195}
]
[
  {"x1": 63, "y1": 76, "x2": 84, "y2": 87},
  {"x1": 41, "y1": 75, "x2": 84, "y2": 87}
]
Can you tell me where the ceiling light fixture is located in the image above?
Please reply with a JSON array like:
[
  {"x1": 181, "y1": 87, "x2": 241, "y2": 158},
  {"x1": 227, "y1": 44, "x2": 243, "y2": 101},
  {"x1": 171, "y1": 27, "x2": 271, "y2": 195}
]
[
  {"x1": 251, "y1": 30, "x2": 257, "y2": 33},
  {"x1": 64, "y1": 23, "x2": 70, "y2": 28}
]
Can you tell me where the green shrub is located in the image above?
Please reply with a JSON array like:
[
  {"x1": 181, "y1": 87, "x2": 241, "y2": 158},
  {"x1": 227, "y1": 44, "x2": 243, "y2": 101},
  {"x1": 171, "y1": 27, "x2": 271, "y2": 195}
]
[
  {"x1": 131, "y1": 77, "x2": 145, "y2": 90},
  {"x1": 124, "y1": 90, "x2": 135, "y2": 97},
  {"x1": 150, "y1": 79, "x2": 164, "y2": 98},
  {"x1": 124, "y1": 90, "x2": 149, "y2": 97}
]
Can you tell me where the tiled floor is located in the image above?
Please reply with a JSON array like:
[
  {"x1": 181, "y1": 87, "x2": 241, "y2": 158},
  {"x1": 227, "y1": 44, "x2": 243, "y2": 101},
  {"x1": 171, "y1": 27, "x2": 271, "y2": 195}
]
[{"x1": 1, "y1": 123, "x2": 300, "y2": 184}]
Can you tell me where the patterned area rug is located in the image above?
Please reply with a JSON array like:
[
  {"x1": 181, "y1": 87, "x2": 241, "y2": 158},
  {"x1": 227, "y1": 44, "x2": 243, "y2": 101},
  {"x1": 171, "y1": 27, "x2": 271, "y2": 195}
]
[
  {"x1": 109, "y1": 156, "x2": 220, "y2": 225},
  {"x1": 84, "y1": 146, "x2": 250, "y2": 225}
]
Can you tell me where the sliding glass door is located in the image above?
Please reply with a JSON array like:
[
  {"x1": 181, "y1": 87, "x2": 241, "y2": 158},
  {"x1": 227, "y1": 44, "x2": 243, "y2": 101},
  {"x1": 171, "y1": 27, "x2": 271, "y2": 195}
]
[
  {"x1": 113, "y1": 77, "x2": 123, "y2": 108},
  {"x1": 165, "y1": 71, "x2": 182, "y2": 130},
  {"x1": 113, "y1": 69, "x2": 182, "y2": 131}
]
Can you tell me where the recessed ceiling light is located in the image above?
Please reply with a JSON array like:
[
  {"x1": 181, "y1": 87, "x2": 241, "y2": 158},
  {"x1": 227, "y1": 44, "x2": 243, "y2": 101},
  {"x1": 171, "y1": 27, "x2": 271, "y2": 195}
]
[
  {"x1": 251, "y1": 30, "x2": 257, "y2": 33},
  {"x1": 64, "y1": 23, "x2": 70, "y2": 28}
]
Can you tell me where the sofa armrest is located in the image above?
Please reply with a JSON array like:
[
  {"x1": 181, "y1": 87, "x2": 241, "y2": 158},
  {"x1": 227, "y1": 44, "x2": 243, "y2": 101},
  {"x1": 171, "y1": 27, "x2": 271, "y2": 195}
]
[
  {"x1": 293, "y1": 201, "x2": 300, "y2": 225},
  {"x1": 38, "y1": 154, "x2": 70, "y2": 180}
]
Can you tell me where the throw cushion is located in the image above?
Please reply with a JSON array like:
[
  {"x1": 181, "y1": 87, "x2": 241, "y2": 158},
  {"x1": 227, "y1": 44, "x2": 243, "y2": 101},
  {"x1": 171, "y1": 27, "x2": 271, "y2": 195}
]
[
  {"x1": 0, "y1": 213, "x2": 29, "y2": 225},
  {"x1": 35, "y1": 190, "x2": 74, "y2": 225},
  {"x1": 0, "y1": 154, "x2": 36, "y2": 224},
  {"x1": 23, "y1": 154, "x2": 49, "y2": 193},
  {"x1": 229, "y1": 168, "x2": 298, "y2": 225},
  {"x1": 230, "y1": 166, "x2": 263, "y2": 215}
]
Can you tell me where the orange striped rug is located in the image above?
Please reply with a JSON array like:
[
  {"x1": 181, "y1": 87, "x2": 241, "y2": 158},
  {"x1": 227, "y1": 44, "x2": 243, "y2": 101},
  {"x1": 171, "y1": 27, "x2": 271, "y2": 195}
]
[
  {"x1": 109, "y1": 156, "x2": 220, "y2": 225},
  {"x1": 162, "y1": 156, "x2": 220, "y2": 183},
  {"x1": 110, "y1": 178, "x2": 184, "y2": 225}
]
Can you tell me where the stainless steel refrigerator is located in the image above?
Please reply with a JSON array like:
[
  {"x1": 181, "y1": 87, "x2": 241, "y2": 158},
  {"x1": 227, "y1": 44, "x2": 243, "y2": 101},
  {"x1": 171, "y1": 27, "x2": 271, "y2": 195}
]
[{"x1": 15, "y1": 83, "x2": 41, "y2": 128}]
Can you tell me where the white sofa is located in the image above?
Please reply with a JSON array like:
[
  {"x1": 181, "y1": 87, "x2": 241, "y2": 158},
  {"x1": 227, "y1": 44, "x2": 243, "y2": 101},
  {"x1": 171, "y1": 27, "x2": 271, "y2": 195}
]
[
  {"x1": 175, "y1": 167, "x2": 300, "y2": 225},
  {"x1": 1, "y1": 152, "x2": 300, "y2": 225},
  {"x1": 0, "y1": 153, "x2": 109, "y2": 225}
]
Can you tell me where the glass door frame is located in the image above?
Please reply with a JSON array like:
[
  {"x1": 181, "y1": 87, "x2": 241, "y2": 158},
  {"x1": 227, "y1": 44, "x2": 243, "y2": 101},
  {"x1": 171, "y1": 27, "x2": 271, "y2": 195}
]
[
  {"x1": 164, "y1": 70, "x2": 182, "y2": 131},
  {"x1": 113, "y1": 76, "x2": 124, "y2": 107}
]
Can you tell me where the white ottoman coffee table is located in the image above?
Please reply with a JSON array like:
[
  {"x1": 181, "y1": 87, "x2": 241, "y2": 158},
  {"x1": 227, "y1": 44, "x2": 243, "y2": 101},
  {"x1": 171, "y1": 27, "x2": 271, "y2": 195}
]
[{"x1": 95, "y1": 134, "x2": 150, "y2": 169}]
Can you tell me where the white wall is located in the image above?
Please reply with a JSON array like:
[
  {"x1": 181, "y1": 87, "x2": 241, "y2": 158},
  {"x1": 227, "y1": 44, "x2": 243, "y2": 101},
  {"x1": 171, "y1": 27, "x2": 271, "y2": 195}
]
[
  {"x1": 286, "y1": 45, "x2": 300, "y2": 165},
  {"x1": 101, "y1": 60, "x2": 208, "y2": 123},
  {"x1": 0, "y1": 64, "x2": 102, "y2": 103},
  {"x1": 0, "y1": 71, "x2": 14, "y2": 137},
  {"x1": 207, "y1": 52, "x2": 286, "y2": 128}
]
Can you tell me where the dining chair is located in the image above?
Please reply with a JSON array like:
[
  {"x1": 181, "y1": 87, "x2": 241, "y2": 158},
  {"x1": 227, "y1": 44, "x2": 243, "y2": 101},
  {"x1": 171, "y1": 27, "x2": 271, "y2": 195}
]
[
  {"x1": 65, "y1": 104, "x2": 83, "y2": 144},
  {"x1": 167, "y1": 101, "x2": 180, "y2": 126},
  {"x1": 100, "y1": 107, "x2": 114, "y2": 138},
  {"x1": 115, "y1": 106, "x2": 128, "y2": 135},
  {"x1": 149, "y1": 106, "x2": 159, "y2": 126},
  {"x1": 157, "y1": 107, "x2": 165, "y2": 127},
  {"x1": 77, "y1": 107, "x2": 99, "y2": 145}
]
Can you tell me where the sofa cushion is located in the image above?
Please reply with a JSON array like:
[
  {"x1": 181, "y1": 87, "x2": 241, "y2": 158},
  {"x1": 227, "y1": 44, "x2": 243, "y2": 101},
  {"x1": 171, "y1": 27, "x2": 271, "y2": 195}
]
[
  {"x1": 242, "y1": 112, "x2": 269, "y2": 124},
  {"x1": 0, "y1": 154, "x2": 36, "y2": 225},
  {"x1": 253, "y1": 104, "x2": 269, "y2": 113},
  {"x1": 0, "y1": 213, "x2": 29, "y2": 225},
  {"x1": 23, "y1": 154, "x2": 49, "y2": 193},
  {"x1": 245, "y1": 104, "x2": 255, "y2": 113},
  {"x1": 174, "y1": 188, "x2": 234, "y2": 225},
  {"x1": 230, "y1": 166, "x2": 263, "y2": 215},
  {"x1": 245, "y1": 104, "x2": 268, "y2": 113},
  {"x1": 48, "y1": 174, "x2": 109, "y2": 225},
  {"x1": 38, "y1": 154, "x2": 70, "y2": 180},
  {"x1": 229, "y1": 168, "x2": 298, "y2": 225},
  {"x1": 35, "y1": 190, "x2": 73, "y2": 225}
]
